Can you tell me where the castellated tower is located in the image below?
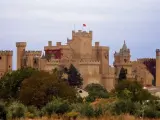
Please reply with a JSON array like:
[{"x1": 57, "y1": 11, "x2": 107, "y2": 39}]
[
  {"x1": 156, "y1": 49, "x2": 160, "y2": 86},
  {"x1": 0, "y1": 50, "x2": 13, "y2": 78},
  {"x1": 70, "y1": 30, "x2": 92, "y2": 59},
  {"x1": 16, "y1": 42, "x2": 26, "y2": 69}
]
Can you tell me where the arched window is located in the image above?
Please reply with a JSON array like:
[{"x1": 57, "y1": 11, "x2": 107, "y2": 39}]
[{"x1": 0, "y1": 56, "x2": 2, "y2": 60}]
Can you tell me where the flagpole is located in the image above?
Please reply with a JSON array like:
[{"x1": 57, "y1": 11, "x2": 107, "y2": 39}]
[{"x1": 74, "y1": 24, "x2": 76, "y2": 31}]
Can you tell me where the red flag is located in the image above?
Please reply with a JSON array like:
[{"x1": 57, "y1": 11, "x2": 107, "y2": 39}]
[{"x1": 83, "y1": 24, "x2": 86, "y2": 27}]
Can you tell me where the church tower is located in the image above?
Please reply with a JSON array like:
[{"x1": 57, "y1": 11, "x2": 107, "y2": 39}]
[
  {"x1": 114, "y1": 40, "x2": 133, "y2": 80},
  {"x1": 156, "y1": 49, "x2": 160, "y2": 86}
]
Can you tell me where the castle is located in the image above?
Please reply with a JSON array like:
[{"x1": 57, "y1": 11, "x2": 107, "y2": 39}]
[{"x1": 0, "y1": 29, "x2": 159, "y2": 90}]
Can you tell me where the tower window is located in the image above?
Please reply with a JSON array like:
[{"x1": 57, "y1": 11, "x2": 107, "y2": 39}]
[
  {"x1": 0, "y1": 56, "x2": 1, "y2": 60},
  {"x1": 9, "y1": 65, "x2": 11, "y2": 68},
  {"x1": 124, "y1": 59, "x2": 127, "y2": 63}
]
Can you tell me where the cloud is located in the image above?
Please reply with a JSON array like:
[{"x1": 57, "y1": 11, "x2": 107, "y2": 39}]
[{"x1": 0, "y1": 0, "x2": 160, "y2": 69}]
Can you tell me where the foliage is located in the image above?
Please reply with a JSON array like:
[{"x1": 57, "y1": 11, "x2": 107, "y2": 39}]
[
  {"x1": 42, "y1": 97, "x2": 70, "y2": 117},
  {"x1": 80, "y1": 103, "x2": 94, "y2": 118},
  {"x1": 26, "y1": 105, "x2": 39, "y2": 118},
  {"x1": 65, "y1": 64, "x2": 83, "y2": 87},
  {"x1": 0, "y1": 67, "x2": 38, "y2": 100},
  {"x1": 19, "y1": 71, "x2": 77, "y2": 108},
  {"x1": 110, "y1": 100, "x2": 136, "y2": 115},
  {"x1": 115, "y1": 80, "x2": 157, "y2": 102},
  {"x1": 85, "y1": 83, "x2": 109, "y2": 102},
  {"x1": 118, "y1": 67, "x2": 127, "y2": 82},
  {"x1": 0, "y1": 101, "x2": 6, "y2": 120},
  {"x1": 66, "y1": 112, "x2": 79, "y2": 118},
  {"x1": 7, "y1": 101, "x2": 27, "y2": 119},
  {"x1": 94, "y1": 105, "x2": 103, "y2": 118}
]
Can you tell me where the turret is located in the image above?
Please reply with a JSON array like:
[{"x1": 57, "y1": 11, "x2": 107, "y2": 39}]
[
  {"x1": 0, "y1": 50, "x2": 13, "y2": 75},
  {"x1": 156, "y1": 49, "x2": 160, "y2": 86},
  {"x1": 72, "y1": 30, "x2": 92, "y2": 39},
  {"x1": 71, "y1": 30, "x2": 93, "y2": 59},
  {"x1": 16, "y1": 42, "x2": 26, "y2": 69}
]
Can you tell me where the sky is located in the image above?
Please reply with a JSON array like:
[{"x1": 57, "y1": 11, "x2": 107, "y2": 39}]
[{"x1": 0, "y1": 0, "x2": 160, "y2": 69}]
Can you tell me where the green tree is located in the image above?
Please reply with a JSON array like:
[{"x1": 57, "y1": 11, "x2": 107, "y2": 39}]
[
  {"x1": 19, "y1": 71, "x2": 77, "y2": 108},
  {"x1": 85, "y1": 83, "x2": 109, "y2": 102},
  {"x1": 67, "y1": 64, "x2": 83, "y2": 87},
  {"x1": 118, "y1": 67, "x2": 127, "y2": 82},
  {"x1": 115, "y1": 80, "x2": 157, "y2": 102},
  {"x1": 0, "y1": 67, "x2": 37, "y2": 100}
]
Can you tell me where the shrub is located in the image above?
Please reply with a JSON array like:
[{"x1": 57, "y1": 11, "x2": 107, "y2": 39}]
[
  {"x1": 85, "y1": 83, "x2": 109, "y2": 102},
  {"x1": 0, "y1": 101, "x2": 6, "y2": 120},
  {"x1": 110, "y1": 100, "x2": 136, "y2": 115},
  {"x1": 94, "y1": 105, "x2": 103, "y2": 118},
  {"x1": 42, "y1": 98, "x2": 70, "y2": 117},
  {"x1": 26, "y1": 106, "x2": 39, "y2": 118},
  {"x1": 80, "y1": 103, "x2": 94, "y2": 118},
  {"x1": 7, "y1": 102, "x2": 27, "y2": 119}
]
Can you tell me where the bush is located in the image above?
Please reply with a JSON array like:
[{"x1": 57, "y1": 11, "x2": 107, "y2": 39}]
[
  {"x1": 94, "y1": 105, "x2": 103, "y2": 118},
  {"x1": 0, "y1": 101, "x2": 6, "y2": 120},
  {"x1": 85, "y1": 83, "x2": 109, "y2": 102},
  {"x1": 26, "y1": 106, "x2": 39, "y2": 118},
  {"x1": 110, "y1": 100, "x2": 136, "y2": 115},
  {"x1": 7, "y1": 102, "x2": 27, "y2": 119},
  {"x1": 42, "y1": 97, "x2": 70, "y2": 117},
  {"x1": 80, "y1": 103, "x2": 94, "y2": 118},
  {"x1": 115, "y1": 80, "x2": 157, "y2": 102}
]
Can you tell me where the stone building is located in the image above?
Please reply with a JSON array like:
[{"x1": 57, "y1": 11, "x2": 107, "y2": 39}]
[
  {"x1": 113, "y1": 40, "x2": 134, "y2": 80},
  {"x1": 156, "y1": 49, "x2": 160, "y2": 86},
  {"x1": 0, "y1": 51, "x2": 13, "y2": 78},
  {"x1": 0, "y1": 29, "x2": 159, "y2": 89},
  {"x1": 114, "y1": 41, "x2": 153, "y2": 86},
  {"x1": 16, "y1": 30, "x2": 115, "y2": 91}
]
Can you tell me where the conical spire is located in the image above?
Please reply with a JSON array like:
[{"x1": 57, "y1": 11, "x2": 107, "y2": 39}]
[{"x1": 122, "y1": 40, "x2": 127, "y2": 51}]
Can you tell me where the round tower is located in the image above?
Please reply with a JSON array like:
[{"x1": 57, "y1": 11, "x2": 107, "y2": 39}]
[
  {"x1": 16, "y1": 42, "x2": 26, "y2": 69},
  {"x1": 156, "y1": 49, "x2": 160, "y2": 86}
]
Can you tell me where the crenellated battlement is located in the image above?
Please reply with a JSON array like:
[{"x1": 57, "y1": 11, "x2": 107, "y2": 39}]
[
  {"x1": 156, "y1": 49, "x2": 160, "y2": 56},
  {"x1": 79, "y1": 60, "x2": 100, "y2": 65},
  {"x1": 72, "y1": 30, "x2": 92, "y2": 38},
  {"x1": 25, "y1": 51, "x2": 42, "y2": 56},
  {"x1": 0, "y1": 50, "x2": 13, "y2": 56},
  {"x1": 46, "y1": 59, "x2": 60, "y2": 65},
  {"x1": 16, "y1": 42, "x2": 27, "y2": 47},
  {"x1": 137, "y1": 58, "x2": 155, "y2": 62}
]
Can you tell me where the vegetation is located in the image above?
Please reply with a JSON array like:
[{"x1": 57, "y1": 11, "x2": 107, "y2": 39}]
[
  {"x1": 0, "y1": 67, "x2": 37, "y2": 100},
  {"x1": 85, "y1": 83, "x2": 109, "y2": 102},
  {"x1": 19, "y1": 70, "x2": 77, "y2": 108},
  {"x1": 118, "y1": 67, "x2": 127, "y2": 82},
  {"x1": 0, "y1": 67, "x2": 160, "y2": 119},
  {"x1": 63, "y1": 64, "x2": 83, "y2": 87}
]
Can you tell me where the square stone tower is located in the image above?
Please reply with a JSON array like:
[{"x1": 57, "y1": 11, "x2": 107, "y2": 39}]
[
  {"x1": 156, "y1": 49, "x2": 160, "y2": 86},
  {"x1": 0, "y1": 50, "x2": 13, "y2": 78}
]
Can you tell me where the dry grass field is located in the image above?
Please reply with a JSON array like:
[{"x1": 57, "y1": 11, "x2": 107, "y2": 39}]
[{"x1": 20, "y1": 114, "x2": 160, "y2": 120}]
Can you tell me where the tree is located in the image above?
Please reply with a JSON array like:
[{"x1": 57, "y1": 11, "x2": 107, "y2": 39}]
[
  {"x1": 115, "y1": 80, "x2": 158, "y2": 102},
  {"x1": 85, "y1": 83, "x2": 109, "y2": 102},
  {"x1": 66, "y1": 64, "x2": 83, "y2": 87},
  {"x1": 0, "y1": 67, "x2": 38, "y2": 100},
  {"x1": 118, "y1": 67, "x2": 127, "y2": 82},
  {"x1": 19, "y1": 71, "x2": 77, "y2": 108}
]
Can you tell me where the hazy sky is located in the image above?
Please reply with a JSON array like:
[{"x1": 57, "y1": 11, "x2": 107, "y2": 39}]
[{"x1": 0, "y1": 0, "x2": 160, "y2": 69}]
